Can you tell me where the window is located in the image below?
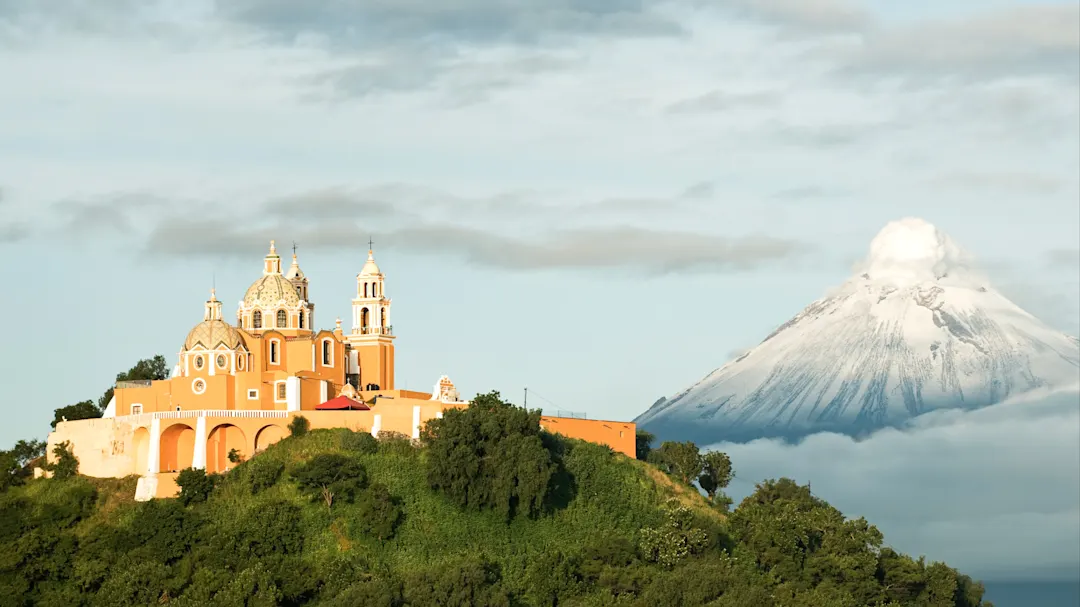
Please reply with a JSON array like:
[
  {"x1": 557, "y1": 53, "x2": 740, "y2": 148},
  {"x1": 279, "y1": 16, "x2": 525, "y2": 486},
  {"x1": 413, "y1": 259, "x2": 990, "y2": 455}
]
[
  {"x1": 363, "y1": 283, "x2": 368, "y2": 298},
  {"x1": 322, "y1": 340, "x2": 332, "y2": 366},
  {"x1": 130, "y1": 404, "x2": 143, "y2": 415},
  {"x1": 192, "y1": 379, "x2": 206, "y2": 394},
  {"x1": 176, "y1": 406, "x2": 182, "y2": 412},
  {"x1": 216, "y1": 354, "x2": 227, "y2": 369},
  {"x1": 238, "y1": 356, "x2": 245, "y2": 371},
  {"x1": 381, "y1": 308, "x2": 386, "y2": 329},
  {"x1": 276, "y1": 382, "x2": 287, "y2": 401},
  {"x1": 277, "y1": 309, "x2": 287, "y2": 328},
  {"x1": 253, "y1": 311, "x2": 262, "y2": 328},
  {"x1": 360, "y1": 308, "x2": 369, "y2": 331},
  {"x1": 270, "y1": 340, "x2": 279, "y2": 364},
  {"x1": 299, "y1": 311, "x2": 305, "y2": 329},
  {"x1": 194, "y1": 355, "x2": 204, "y2": 369},
  {"x1": 247, "y1": 389, "x2": 258, "y2": 400}
]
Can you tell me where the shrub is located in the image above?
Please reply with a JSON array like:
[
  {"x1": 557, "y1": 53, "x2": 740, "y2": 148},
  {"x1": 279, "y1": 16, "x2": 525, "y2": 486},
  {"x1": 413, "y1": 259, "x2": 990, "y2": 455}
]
[
  {"x1": 638, "y1": 499, "x2": 709, "y2": 569},
  {"x1": 243, "y1": 456, "x2": 285, "y2": 495},
  {"x1": 227, "y1": 448, "x2": 242, "y2": 464},
  {"x1": 421, "y1": 391, "x2": 554, "y2": 520},
  {"x1": 376, "y1": 431, "x2": 414, "y2": 456},
  {"x1": 339, "y1": 430, "x2": 378, "y2": 454},
  {"x1": 175, "y1": 468, "x2": 220, "y2": 506},
  {"x1": 348, "y1": 483, "x2": 403, "y2": 541},
  {"x1": 48, "y1": 441, "x2": 79, "y2": 480},
  {"x1": 402, "y1": 557, "x2": 511, "y2": 607},
  {"x1": 288, "y1": 415, "x2": 310, "y2": 437},
  {"x1": 291, "y1": 453, "x2": 367, "y2": 509}
]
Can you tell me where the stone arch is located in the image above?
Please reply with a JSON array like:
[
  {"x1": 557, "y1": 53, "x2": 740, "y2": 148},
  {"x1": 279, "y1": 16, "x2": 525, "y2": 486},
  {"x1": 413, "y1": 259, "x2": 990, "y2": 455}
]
[
  {"x1": 160, "y1": 423, "x2": 195, "y2": 473},
  {"x1": 132, "y1": 427, "x2": 150, "y2": 476},
  {"x1": 206, "y1": 423, "x2": 248, "y2": 474},
  {"x1": 255, "y1": 424, "x2": 287, "y2": 452}
]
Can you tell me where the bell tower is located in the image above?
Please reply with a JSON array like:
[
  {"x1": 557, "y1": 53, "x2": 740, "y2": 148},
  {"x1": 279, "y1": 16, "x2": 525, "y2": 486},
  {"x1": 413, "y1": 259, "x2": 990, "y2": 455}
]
[{"x1": 345, "y1": 240, "x2": 395, "y2": 391}]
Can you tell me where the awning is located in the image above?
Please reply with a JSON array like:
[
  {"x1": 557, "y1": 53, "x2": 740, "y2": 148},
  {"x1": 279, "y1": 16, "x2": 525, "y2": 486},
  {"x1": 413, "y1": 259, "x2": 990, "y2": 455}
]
[{"x1": 315, "y1": 395, "x2": 370, "y2": 411}]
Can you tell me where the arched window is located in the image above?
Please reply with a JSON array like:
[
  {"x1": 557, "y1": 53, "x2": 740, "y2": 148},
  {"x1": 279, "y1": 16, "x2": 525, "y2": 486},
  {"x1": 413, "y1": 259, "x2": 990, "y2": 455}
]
[
  {"x1": 360, "y1": 308, "x2": 370, "y2": 331},
  {"x1": 380, "y1": 308, "x2": 386, "y2": 329},
  {"x1": 277, "y1": 309, "x2": 287, "y2": 328},
  {"x1": 253, "y1": 311, "x2": 262, "y2": 329},
  {"x1": 322, "y1": 340, "x2": 332, "y2": 366},
  {"x1": 270, "y1": 341, "x2": 279, "y2": 364},
  {"x1": 299, "y1": 311, "x2": 305, "y2": 329}
]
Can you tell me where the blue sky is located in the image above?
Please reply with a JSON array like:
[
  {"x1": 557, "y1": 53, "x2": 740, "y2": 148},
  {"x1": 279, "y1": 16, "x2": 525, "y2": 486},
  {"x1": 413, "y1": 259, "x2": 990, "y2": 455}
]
[{"x1": 0, "y1": 0, "x2": 1078, "y2": 578}]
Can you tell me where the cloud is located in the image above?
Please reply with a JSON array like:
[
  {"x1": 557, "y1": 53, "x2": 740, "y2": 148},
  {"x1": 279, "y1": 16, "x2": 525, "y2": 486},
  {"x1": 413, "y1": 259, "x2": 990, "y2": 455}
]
[
  {"x1": 142, "y1": 218, "x2": 806, "y2": 273},
  {"x1": 217, "y1": 0, "x2": 685, "y2": 48},
  {"x1": 50, "y1": 183, "x2": 807, "y2": 273},
  {"x1": 1047, "y1": 248, "x2": 1080, "y2": 270},
  {"x1": 709, "y1": 386, "x2": 1080, "y2": 581},
  {"x1": 927, "y1": 171, "x2": 1066, "y2": 195},
  {"x1": 666, "y1": 89, "x2": 782, "y2": 114},
  {"x1": 716, "y1": 0, "x2": 870, "y2": 32},
  {"x1": 845, "y1": 4, "x2": 1080, "y2": 81}
]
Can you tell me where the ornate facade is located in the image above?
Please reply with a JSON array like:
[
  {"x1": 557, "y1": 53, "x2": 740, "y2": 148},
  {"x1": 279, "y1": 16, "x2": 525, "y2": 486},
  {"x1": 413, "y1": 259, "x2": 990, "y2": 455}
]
[{"x1": 46, "y1": 241, "x2": 637, "y2": 500}]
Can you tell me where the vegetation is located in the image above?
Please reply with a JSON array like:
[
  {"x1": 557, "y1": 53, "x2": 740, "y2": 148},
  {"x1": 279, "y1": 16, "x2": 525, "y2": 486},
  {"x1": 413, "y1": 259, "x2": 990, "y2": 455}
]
[
  {"x1": 289, "y1": 415, "x2": 311, "y2": 437},
  {"x1": 50, "y1": 355, "x2": 171, "y2": 429},
  {"x1": 0, "y1": 391, "x2": 993, "y2": 606}
]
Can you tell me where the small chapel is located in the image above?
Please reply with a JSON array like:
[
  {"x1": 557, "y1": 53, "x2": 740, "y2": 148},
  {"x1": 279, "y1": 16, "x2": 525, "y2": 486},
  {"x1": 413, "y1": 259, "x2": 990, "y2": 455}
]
[{"x1": 46, "y1": 240, "x2": 636, "y2": 500}]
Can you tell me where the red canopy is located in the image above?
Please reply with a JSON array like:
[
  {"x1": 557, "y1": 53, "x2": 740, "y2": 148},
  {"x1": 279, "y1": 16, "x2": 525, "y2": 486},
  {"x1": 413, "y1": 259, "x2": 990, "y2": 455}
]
[{"x1": 315, "y1": 395, "x2": 370, "y2": 411}]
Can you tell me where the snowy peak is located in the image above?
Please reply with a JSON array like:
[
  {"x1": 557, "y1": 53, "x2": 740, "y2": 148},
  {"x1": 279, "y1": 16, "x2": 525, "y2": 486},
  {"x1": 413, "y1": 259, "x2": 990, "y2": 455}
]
[{"x1": 636, "y1": 218, "x2": 1079, "y2": 444}]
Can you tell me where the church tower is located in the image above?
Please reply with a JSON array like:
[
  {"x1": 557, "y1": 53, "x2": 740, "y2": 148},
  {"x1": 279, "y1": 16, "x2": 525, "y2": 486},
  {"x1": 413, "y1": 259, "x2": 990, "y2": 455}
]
[
  {"x1": 345, "y1": 242, "x2": 395, "y2": 391},
  {"x1": 284, "y1": 244, "x2": 314, "y2": 330}
]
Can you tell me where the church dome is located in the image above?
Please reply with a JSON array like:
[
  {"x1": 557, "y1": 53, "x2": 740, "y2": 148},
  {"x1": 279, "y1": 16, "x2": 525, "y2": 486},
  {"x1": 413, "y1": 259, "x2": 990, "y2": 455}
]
[
  {"x1": 184, "y1": 319, "x2": 243, "y2": 350},
  {"x1": 244, "y1": 274, "x2": 301, "y2": 307}
]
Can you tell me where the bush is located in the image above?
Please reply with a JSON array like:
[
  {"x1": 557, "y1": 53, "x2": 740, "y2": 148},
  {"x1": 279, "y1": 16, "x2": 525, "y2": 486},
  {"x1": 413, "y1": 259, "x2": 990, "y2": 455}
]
[
  {"x1": 402, "y1": 557, "x2": 511, "y2": 607},
  {"x1": 638, "y1": 499, "x2": 709, "y2": 569},
  {"x1": 340, "y1": 430, "x2": 379, "y2": 454},
  {"x1": 175, "y1": 468, "x2": 220, "y2": 506},
  {"x1": 243, "y1": 456, "x2": 285, "y2": 495},
  {"x1": 376, "y1": 431, "x2": 415, "y2": 456},
  {"x1": 291, "y1": 453, "x2": 367, "y2": 509},
  {"x1": 421, "y1": 391, "x2": 555, "y2": 520},
  {"x1": 288, "y1": 415, "x2": 310, "y2": 437},
  {"x1": 348, "y1": 483, "x2": 403, "y2": 541},
  {"x1": 48, "y1": 441, "x2": 79, "y2": 480}
]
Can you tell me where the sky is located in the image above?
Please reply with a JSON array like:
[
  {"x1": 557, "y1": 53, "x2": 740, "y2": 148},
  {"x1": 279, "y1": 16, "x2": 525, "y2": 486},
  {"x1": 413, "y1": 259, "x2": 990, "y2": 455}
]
[{"x1": 0, "y1": 0, "x2": 1078, "y2": 580}]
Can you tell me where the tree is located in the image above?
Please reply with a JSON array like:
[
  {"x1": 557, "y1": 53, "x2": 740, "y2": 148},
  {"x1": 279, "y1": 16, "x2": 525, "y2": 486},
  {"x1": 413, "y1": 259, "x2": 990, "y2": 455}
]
[
  {"x1": 421, "y1": 390, "x2": 555, "y2": 520},
  {"x1": 98, "y1": 355, "x2": 170, "y2": 412},
  {"x1": 48, "y1": 441, "x2": 79, "y2": 480},
  {"x1": 176, "y1": 468, "x2": 220, "y2": 506},
  {"x1": 698, "y1": 451, "x2": 733, "y2": 499},
  {"x1": 51, "y1": 400, "x2": 100, "y2": 429},
  {"x1": 291, "y1": 453, "x2": 367, "y2": 510},
  {"x1": 652, "y1": 441, "x2": 702, "y2": 485},
  {"x1": 0, "y1": 439, "x2": 46, "y2": 491},
  {"x1": 288, "y1": 415, "x2": 310, "y2": 437},
  {"x1": 227, "y1": 448, "x2": 243, "y2": 464},
  {"x1": 635, "y1": 430, "x2": 655, "y2": 461}
]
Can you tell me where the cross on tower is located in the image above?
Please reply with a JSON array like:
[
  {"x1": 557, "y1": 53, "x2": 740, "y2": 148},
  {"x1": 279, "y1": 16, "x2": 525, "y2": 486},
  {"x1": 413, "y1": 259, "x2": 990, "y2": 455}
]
[
  {"x1": 368, "y1": 236, "x2": 374, "y2": 251},
  {"x1": 292, "y1": 241, "x2": 298, "y2": 256}
]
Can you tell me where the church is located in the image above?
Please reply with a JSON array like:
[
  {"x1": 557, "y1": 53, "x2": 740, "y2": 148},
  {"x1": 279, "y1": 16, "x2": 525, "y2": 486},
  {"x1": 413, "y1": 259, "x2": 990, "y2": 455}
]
[{"x1": 47, "y1": 241, "x2": 636, "y2": 500}]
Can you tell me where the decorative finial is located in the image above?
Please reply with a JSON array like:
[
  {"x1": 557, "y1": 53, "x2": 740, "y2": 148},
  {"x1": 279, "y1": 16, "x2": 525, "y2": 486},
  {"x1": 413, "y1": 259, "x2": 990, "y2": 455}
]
[
  {"x1": 269, "y1": 239, "x2": 277, "y2": 255},
  {"x1": 335, "y1": 318, "x2": 342, "y2": 330}
]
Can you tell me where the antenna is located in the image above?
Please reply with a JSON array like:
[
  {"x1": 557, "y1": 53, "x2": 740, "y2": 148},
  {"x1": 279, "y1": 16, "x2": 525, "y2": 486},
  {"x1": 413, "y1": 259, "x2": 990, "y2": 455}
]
[{"x1": 524, "y1": 386, "x2": 528, "y2": 409}]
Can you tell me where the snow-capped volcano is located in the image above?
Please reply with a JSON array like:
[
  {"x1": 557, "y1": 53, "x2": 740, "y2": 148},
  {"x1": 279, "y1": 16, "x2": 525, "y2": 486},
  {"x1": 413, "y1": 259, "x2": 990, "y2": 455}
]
[{"x1": 636, "y1": 218, "x2": 1080, "y2": 444}]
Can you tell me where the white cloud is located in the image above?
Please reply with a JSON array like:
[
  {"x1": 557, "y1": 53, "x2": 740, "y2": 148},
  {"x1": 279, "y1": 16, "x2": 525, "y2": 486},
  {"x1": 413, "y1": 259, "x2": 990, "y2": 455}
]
[{"x1": 710, "y1": 386, "x2": 1080, "y2": 581}]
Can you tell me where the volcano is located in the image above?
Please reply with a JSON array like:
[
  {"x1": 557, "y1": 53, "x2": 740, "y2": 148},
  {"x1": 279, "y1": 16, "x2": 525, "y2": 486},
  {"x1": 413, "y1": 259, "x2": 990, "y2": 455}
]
[{"x1": 636, "y1": 218, "x2": 1080, "y2": 444}]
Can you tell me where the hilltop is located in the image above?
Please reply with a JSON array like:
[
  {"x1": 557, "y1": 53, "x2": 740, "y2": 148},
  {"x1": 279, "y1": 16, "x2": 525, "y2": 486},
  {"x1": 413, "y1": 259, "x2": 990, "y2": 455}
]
[{"x1": 1, "y1": 393, "x2": 992, "y2": 606}]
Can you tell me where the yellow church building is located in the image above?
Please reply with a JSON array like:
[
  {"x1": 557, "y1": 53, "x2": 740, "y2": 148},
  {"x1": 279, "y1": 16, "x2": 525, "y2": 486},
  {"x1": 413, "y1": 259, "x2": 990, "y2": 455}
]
[{"x1": 47, "y1": 241, "x2": 636, "y2": 500}]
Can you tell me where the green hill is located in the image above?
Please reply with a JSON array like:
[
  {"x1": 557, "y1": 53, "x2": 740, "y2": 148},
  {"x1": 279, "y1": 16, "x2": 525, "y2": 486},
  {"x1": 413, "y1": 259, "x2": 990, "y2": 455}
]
[{"x1": 0, "y1": 392, "x2": 992, "y2": 607}]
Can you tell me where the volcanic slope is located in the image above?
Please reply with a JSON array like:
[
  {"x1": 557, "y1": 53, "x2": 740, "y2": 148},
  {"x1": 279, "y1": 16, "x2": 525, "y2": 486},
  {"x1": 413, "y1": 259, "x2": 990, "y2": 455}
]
[{"x1": 636, "y1": 218, "x2": 1080, "y2": 444}]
